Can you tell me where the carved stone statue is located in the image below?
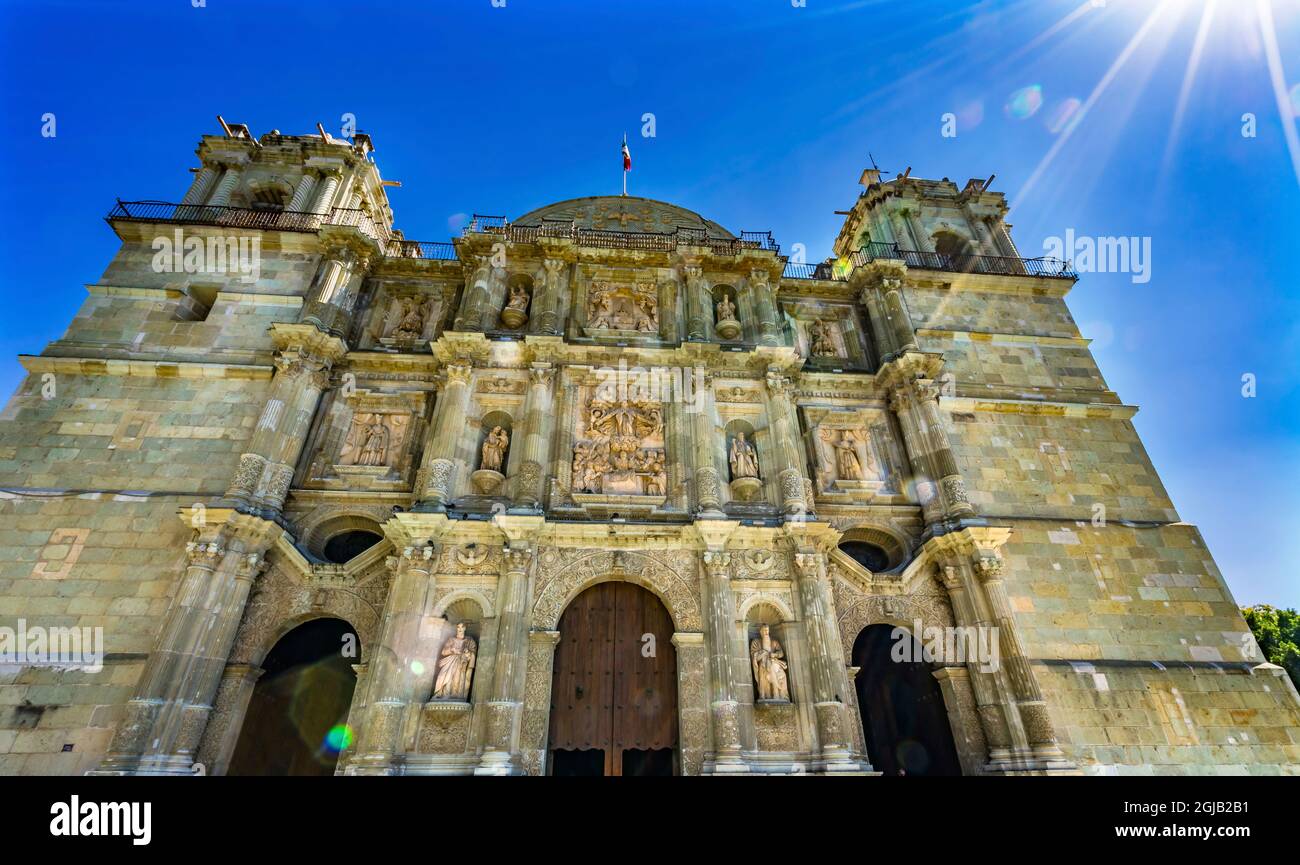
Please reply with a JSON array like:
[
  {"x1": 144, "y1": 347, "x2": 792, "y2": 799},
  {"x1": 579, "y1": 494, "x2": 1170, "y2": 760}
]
[
  {"x1": 587, "y1": 282, "x2": 659, "y2": 332},
  {"x1": 810, "y1": 319, "x2": 839, "y2": 357},
  {"x1": 433, "y1": 622, "x2": 477, "y2": 701},
  {"x1": 729, "y1": 432, "x2": 759, "y2": 480},
  {"x1": 500, "y1": 282, "x2": 530, "y2": 328},
  {"x1": 480, "y1": 426, "x2": 509, "y2": 472},
  {"x1": 571, "y1": 396, "x2": 666, "y2": 497},
  {"x1": 750, "y1": 624, "x2": 789, "y2": 702},
  {"x1": 834, "y1": 430, "x2": 863, "y2": 480},
  {"x1": 716, "y1": 293, "x2": 736, "y2": 323},
  {"x1": 342, "y1": 416, "x2": 390, "y2": 467},
  {"x1": 394, "y1": 298, "x2": 426, "y2": 341}
]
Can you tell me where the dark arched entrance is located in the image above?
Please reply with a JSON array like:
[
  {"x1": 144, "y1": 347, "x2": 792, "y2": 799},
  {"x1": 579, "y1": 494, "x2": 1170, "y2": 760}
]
[
  {"x1": 853, "y1": 624, "x2": 962, "y2": 776},
  {"x1": 228, "y1": 618, "x2": 360, "y2": 776},
  {"x1": 547, "y1": 582, "x2": 678, "y2": 776}
]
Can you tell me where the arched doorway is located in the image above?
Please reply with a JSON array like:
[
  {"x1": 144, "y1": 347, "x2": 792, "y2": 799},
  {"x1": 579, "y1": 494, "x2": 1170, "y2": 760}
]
[
  {"x1": 853, "y1": 624, "x2": 962, "y2": 776},
  {"x1": 228, "y1": 618, "x2": 360, "y2": 776},
  {"x1": 547, "y1": 582, "x2": 678, "y2": 776}
]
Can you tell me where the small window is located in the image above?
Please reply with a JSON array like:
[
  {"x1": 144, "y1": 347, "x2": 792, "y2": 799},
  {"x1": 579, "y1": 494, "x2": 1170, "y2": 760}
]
[
  {"x1": 323, "y1": 530, "x2": 383, "y2": 564},
  {"x1": 840, "y1": 541, "x2": 891, "y2": 573},
  {"x1": 174, "y1": 284, "x2": 219, "y2": 322}
]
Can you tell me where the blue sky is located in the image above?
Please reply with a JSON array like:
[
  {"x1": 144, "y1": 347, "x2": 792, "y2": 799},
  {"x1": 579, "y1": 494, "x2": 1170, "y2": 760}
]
[{"x1": 0, "y1": 0, "x2": 1297, "y2": 606}]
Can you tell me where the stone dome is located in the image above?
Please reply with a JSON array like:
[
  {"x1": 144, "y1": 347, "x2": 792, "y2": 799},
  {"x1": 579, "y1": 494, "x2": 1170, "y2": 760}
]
[{"x1": 513, "y1": 195, "x2": 734, "y2": 239}]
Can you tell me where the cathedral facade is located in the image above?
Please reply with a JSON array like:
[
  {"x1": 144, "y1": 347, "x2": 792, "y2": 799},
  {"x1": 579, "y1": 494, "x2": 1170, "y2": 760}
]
[{"x1": 0, "y1": 124, "x2": 1295, "y2": 776}]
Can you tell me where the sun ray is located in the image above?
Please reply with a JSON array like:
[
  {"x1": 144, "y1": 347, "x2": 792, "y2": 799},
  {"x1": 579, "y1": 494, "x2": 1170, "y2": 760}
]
[
  {"x1": 1256, "y1": 0, "x2": 1300, "y2": 190},
  {"x1": 1009, "y1": 0, "x2": 1177, "y2": 215},
  {"x1": 1160, "y1": 0, "x2": 1218, "y2": 178}
]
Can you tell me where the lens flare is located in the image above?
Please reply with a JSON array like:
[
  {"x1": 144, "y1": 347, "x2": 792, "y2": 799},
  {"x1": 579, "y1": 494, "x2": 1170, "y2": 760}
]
[
  {"x1": 447, "y1": 212, "x2": 469, "y2": 233},
  {"x1": 1290, "y1": 82, "x2": 1300, "y2": 117},
  {"x1": 323, "y1": 724, "x2": 353, "y2": 754},
  {"x1": 410, "y1": 660, "x2": 426, "y2": 676},
  {"x1": 957, "y1": 99, "x2": 985, "y2": 130},
  {"x1": 1045, "y1": 98, "x2": 1083, "y2": 134},
  {"x1": 1005, "y1": 85, "x2": 1043, "y2": 119}
]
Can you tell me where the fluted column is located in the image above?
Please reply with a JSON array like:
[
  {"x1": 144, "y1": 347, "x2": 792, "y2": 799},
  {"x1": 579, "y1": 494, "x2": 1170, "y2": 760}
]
[
  {"x1": 764, "y1": 370, "x2": 808, "y2": 515},
  {"x1": 683, "y1": 264, "x2": 709, "y2": 341},
  {"x1": 311, "y1": 169, "x2": 342, "y2": 216},
  {"x1": 300, "y1": 240, "x2": 372, "y2": 338},
  {"x1": 974, "y1": 553, "x2": 1065, "y2": 760},
  {"x1": 906, "y1": 209, "x2": 935, "y2": 253},
  {"x1": 287, "y1": 172, "x2": 319, "y2": 212},
  {"x1": 749, "y1": 268, "x2": 780, "y2": 346},
  {"x1": 206, "y1": 163, "x2": 244, "y2": 207},
  {"x1": 692, "y1": 372, "x2": 723, "y2": 515},
  {"x1": 702, "y1": 551, "x2": 746, "y2": 771},
  {"x1": 792, "y1": 550, "x2": 857, "y2": 771},
  {"x1": 478, "y1": 542, "x2": 536, "y2": 774},
  {"x1": 180, "y1": 165, "x2": 219, "y2": 206},
  {"x1": 415, "y1": 363, "x2": 474, "y2": 509},
  {"x1": 95, "y1": 512, "x2": 278, "y2": 775},
  {"x1": 512, "y1": 364, "x2": 556, "y2": 508},
  {"x1": 938, "y1": 563, "x2": 1013, "y2": 764},
  {"x1": 226, "y1": 328, "x2": 344, "y2": 518},
  {"x1": 347, "y1": 543, "x2": 437, "y2": 774}
]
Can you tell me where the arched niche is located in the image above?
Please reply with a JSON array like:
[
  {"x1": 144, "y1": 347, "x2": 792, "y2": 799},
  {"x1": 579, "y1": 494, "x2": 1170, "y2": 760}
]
[{"x1": 303, "y1": 514, "x2": 388, "y2": 565}]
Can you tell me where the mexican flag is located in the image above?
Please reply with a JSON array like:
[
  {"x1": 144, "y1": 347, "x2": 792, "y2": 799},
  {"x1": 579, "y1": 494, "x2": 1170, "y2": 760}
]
[{"x1": 622, "y1": 136, "x2": 631, "y2": 171}]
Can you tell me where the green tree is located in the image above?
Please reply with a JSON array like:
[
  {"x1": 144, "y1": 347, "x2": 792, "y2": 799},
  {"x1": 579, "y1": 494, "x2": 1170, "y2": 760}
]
[{"x1": 1241, "y1": 605, "x2": 1300, "y2": 690}]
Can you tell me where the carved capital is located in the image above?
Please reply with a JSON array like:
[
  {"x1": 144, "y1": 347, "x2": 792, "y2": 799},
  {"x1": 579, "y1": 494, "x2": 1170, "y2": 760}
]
[
  {"x1": 443, "y1": 363, "x2": 473, "y2": 386},
  {"x1": 702, "y1": 550, "x2": 731, "y2": 579}
]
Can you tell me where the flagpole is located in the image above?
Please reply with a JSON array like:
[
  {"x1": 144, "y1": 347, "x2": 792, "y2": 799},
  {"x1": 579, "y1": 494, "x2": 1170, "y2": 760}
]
[{"x1": 622, "y1": 133, "x2": 627, "y2": 197}]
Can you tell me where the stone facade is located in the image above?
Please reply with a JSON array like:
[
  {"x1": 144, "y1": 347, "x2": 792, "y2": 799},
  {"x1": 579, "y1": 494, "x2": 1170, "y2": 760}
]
[{"x1": 0, "y1": 130, "x2": 1295, "y2": 776}]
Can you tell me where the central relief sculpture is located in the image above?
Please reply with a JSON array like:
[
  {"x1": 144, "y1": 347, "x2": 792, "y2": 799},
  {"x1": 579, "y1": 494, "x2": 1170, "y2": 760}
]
[
  {"x1": 586, "y1": 281, "x2": 659, "y2": 333},
  {"x1": 571, "y1": 395, "x2": 667, "y2": 499}
]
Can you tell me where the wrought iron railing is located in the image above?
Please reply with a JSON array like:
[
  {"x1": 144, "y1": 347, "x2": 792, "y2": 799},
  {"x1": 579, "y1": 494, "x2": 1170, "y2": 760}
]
[
  {"x1": 851, "y1": 242, "x2": 1077, "y2": 279},
  {"x1": 782, "y1": 261, "x2": 843, "y2": 280},
  {"x1": 108, "y1": 200, "x2": 394, "y2": 245},
  {"x1": 462, "y1": 215, "x2": 782, "y2": 256},
  {"x1": 384, "y1": 240, "x2": 459, "y2": 260}
]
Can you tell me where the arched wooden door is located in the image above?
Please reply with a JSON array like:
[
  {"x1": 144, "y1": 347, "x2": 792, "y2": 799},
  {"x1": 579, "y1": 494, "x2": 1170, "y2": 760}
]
[{"x1": 547, "y1": 582, "x2": 678, "y2": 776}]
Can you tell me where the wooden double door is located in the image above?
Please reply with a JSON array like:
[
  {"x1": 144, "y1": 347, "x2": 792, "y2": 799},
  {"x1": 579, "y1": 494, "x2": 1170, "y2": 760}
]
[{"x1": 547, "y1": 582, "x2": 678, "y2": 776}]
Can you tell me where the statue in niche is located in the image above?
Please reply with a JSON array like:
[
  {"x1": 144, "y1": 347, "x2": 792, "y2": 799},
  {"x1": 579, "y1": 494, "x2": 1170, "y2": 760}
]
[
  {"x1": 480, "y1": 426, "x2": 509, "y2": 473},
  {"x1": 716, "y1": 293, "x2": 736, "y2": 323},
  {"x1": 500, "y1": 282, "x2": 530, "y2": 328},
  {"x1": 342, "y1": 415, "x2": 390, "y2": 467},
  {"x1": 393, "y1": 298, "x2": 427, "y2": 341},
  {"x1": 809, "y1": 319, "x2": 839, "y2": 357},
  {"x1": 750, "y1": 623, "x2": 790, "y2": 702},
  {"x1": 833, "y1": 430, "x2": 864, "y2": 480},
  {"x1": 729, "y1": 432, "x2": 760, "y2": 480},
  {"x1": 432, "y1": 622, "x2": 477, "y2": 701}
]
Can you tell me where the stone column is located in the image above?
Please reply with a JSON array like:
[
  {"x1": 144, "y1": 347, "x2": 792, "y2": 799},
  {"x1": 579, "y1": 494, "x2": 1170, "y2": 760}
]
[
  {"x1": 415, "y1": 363, "x2": 473, "y2": 510},
  {"x1": 906, "y1": 209, "x2": 935, "y2": 253},
  {"x1": 95, "y1": 512, "x2": 278, "y2": 775},
  {"x1": 973, "y1": 552, "x2": 1065, "y2": 761},
  {"x1": 749, "y1": 268, "x2": 780, "y2": 346},
  {"x1": 512, "y1": 363, "x2": 556, "y2": 509},
  {"x1": 702, "y1": 551, "x2": 746, "y2": 772},
  {"x1": 764, "y1": 370, "x2": 808, "y2": 515},
  {"x1": 938, "y1": 563, "x2": 1013, "y2": 766},
  {"x1": 206, "y1": 163, "x2": 244, "y2": 208},
  {"x1": 931, "y1": 666, "x2": 988, "y2": 776},
  {"x1": 311, "y1": 168, "x2": 342, "y2": 216},
  {"x1": 287, "y1": 172, "x2": 319, "y2": 212},
  {"x1": 966, "y1": 210, "x2": 1000, "y2": 257},
  {"x1": 853, "y1": 260, "x2": 915, "y2": 360},
  {"x1": 195, "y1": 663, "x2": 263, "y2": 776},
  {"x1": 180, "y1": 165, "x2": 219, "y2": 206},
  {"x1": 225, "y1": 327, "x2": 345, "y2": 518},
  {"x1": 519, "y1": 630, "x2": 561, "y2": 776},
  {"x1": 347, "y1": 544, "x2": 437, "y2": 774},
  {"x1": 478, "y1": 542, "x2": 536, "y2": 774},
  {"x1": 683, "y1": 264, "x2": 709, "y2": 341},
  {"x1": 791, "y1": 550, "x2": 857, "y2": 771},
  {"x1": 531, "y1": 258, "x2": 567, "y2": 335},
  {"x1": 888, "y1": 211, "x2": 912, "y2": 251},
  {"x1": 692, "y1": 373, "x2": 723, "y2": 516}
]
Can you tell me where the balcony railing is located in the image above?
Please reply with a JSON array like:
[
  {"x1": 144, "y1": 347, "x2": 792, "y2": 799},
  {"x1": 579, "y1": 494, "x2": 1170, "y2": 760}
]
[
  {"x1": 385, "y1": 240, "x2": 459, "y2": 261},
  {"x1": 852, "y1": 241, "x2": 1077, "y2": 279},
  {"x1": 107, "y1": 200, "x2": 393, "y2": 246},
  {"x1": 781, "y1": 261, "x2": 844, "y2": 280},
  {"x1": 462, "y1": 216, "x2": 781, "y2": 256}
]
